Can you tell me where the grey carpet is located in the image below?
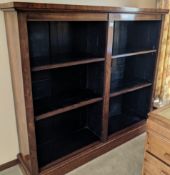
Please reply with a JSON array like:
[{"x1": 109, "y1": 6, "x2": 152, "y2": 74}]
[{"x1": 67, "y1": 134, "x2": 145, "y2": 175}]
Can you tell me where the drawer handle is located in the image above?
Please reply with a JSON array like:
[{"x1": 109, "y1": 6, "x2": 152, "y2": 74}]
[
  {"x1": 161, "y1": 170, "x2": 170, "y2": 175},
  {"x1": 164, "y1": 153, "x2": 170, "y2": 161}
]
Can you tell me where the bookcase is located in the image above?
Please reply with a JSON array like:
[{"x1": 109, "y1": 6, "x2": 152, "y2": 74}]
[{"x1": 1, "y1": 2, "x2": 167, "y2": 175}]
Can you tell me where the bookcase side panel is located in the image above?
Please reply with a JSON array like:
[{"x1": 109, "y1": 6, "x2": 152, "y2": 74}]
[
  {"x1": 17, "y1": 12, "x2": 39, "y2": 175},
  {"x1": 4, "y1": 10, "x2": 31, "y2": 167}
]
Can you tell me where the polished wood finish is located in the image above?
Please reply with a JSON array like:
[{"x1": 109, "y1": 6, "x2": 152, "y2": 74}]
[
  {"x1": 27, "y1": 12, "x2": 108, "y2": 21},
  {"x1": 112, "y1": 49, "x2": 157, "y2": 59},
  {"x1": 2, "y1": 2, "x2": 166, "y2": 175},
  {"x1": 109, "y1": 13, "x2": 162, "y2": 21},
  {"x1": 143, "y1": 105, "x2": 170, "y2": 175},
  {"x1": 17, "y1": 12, "x2": 39, "y2": 175},
  {"x1": 32, "y1": 58, "x2": 104, "y2": 72},
  {"x1": 36, "y1": 97, "x2": 102, "y2": 121},
  {"x1": 102, "y1": 21, "x2": 114, "y2": 141},
  {"x1": 0, "y1": 2, "x2": 168, "y2": 14},
  {"x1": 110, "y1": 82, "x2": 152, "y2": 98},
  {"x1": 0, "y1": 159, "x2": 18, "y2": 171}
]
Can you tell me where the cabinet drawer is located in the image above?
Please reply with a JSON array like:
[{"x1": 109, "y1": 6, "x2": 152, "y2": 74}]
[
  {"x1": 147, "y1": 118, "x2": 170, "y2": 140},
  {"x1": 146, "y1": 131, "x2": 170, "y2": 165},
  {"x1": 143, "y1": 152, "x2": 170, "y2": 175}
]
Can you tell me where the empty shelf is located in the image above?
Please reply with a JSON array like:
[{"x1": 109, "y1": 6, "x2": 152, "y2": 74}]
[
  {"x1": 32, "y1": 58, "x2": 105, "y2": 72},
  {"x1": 37, "y1": 128, "x2": 99, "y2": 167},
  {"x1": 110, "y1": 80, "x2": 152, "y2": 98},
  {"x1": 112, "y1": 49, "x2": 157, "y2": 59},
  {"x1": 108, "y1": 113, "x2": 143, "y2": 135},
  {"x1": 35, "y1": 90, "x2": 102, "y2": 121}
]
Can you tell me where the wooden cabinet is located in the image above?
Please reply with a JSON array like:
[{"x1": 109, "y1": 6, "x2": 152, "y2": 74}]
[
  {"x1": 143, "y1": 105, "x2": 170, "y2": 175},
  {"x1": 143, "y1": 152, "x2": 170, "y2": 175},
  {"x1": 0, "y1": 2, "x2": 167, "y2": 175}
]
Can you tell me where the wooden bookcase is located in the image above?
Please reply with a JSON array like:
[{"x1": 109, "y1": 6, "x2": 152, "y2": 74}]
[{"x1": 0, "y1": 2, "x2": 167, "y2": 175}]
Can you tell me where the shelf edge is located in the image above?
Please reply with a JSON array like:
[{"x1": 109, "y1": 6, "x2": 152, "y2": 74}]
[
  {"x1": 112, "y1": 49, "x2": 157, "y2": 59},
  {"x1": 110, "y1": 82, "x2": 152, "y2": 98},
  {"x1": 35, "y1": 97, "x2": 103, "y2": 121},
  {"x1": 32, "y1": 58, "x2": 105, "y2": 72}
]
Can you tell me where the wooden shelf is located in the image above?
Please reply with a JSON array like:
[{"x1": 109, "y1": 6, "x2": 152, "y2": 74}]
[
  {"x1": 35, "y1": 97, "x2": 102, "y2": 121},
  {"x1": 32, "y1": 58, "x2": 105, "y2": 72},
  {"x1": 34, "y1": 89, "x2": 103, "y2": 118},
  {"x1": 110, "y1": 81, "x2": 152, "y2": 98},
  {"x1": 112, "y1": 49, "x2": 157, "y2": 59}
]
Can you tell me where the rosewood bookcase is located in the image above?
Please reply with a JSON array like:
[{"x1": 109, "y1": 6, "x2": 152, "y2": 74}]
[{"x1": 0, "y1": 2, "x2": 167, "y2": 175}]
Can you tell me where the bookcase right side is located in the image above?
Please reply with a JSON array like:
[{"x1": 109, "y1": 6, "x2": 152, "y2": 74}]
[{"x1": 108, "y1": 18, "x2": 162, "y2": 136}]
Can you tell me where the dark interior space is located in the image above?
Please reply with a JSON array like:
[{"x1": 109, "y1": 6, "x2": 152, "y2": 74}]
[
  {"x1": 32, "y1": 63, "x2": 104, "y2": 116},
  {"x1": 27, "y1": 19, "x2": 161, "y2": 169},
  {"x1": 112, "y1": 21, "x2": 161, "y2": 55},
  {"x1": 110, "y1": 53, "x2": 156, "y2": 93},
  {"x1": 28, "y1": 21, "x2": 106, "y2": 67},
  {"x1": 108, "y1": 87, "x2": 152, "y2": 135},
  {"x1": 36, "y1": 102, "x2": 102, "y2": 167}
]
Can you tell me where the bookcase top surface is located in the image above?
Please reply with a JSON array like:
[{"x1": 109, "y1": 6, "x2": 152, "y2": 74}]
[{"x1": 0, "y1": 1, "x2": 168, "y2": 14}]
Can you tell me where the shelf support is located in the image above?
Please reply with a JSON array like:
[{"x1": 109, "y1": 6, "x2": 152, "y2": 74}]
[{"x1": 102, "y1": 21, "x2": 114, "y2": 141}]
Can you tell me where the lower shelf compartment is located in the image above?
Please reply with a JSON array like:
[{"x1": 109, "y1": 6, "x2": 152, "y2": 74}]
[
  {"x1": 38, "y1": 121, "x2": 146, "y2": 174},
  {"x1": 108, "y1": 113, "x2": 143, "y2": 135},
  {"x1": 37, "y1": 128, "x2": 99, "y2": 167},
  {"x1": 36, "y1": 102, "x2": 102, "y2": 168},
  {"x1": 108, "y1": 87, "x2": 151, "y2": 135}
]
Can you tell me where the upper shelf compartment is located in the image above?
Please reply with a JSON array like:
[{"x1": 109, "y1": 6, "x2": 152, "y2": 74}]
[
  {"x1": 28, "y1": 21, "x2": 106, "y2": 68},
  {"x1": 32, "y1": 62, "x2": 104, "y2": 120},
  {"x1": 112, "y1": 20, "x2": 161, "y2": 56}
]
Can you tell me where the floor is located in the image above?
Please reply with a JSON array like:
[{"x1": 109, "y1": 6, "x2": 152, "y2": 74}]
[{"x1": 0, "y1": 134, "x2": 145, "y2": 175}]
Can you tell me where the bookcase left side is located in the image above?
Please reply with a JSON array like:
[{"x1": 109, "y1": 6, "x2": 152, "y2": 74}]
[{"x1": 4, "y1": 10, "x2": 38, "y2": 175}]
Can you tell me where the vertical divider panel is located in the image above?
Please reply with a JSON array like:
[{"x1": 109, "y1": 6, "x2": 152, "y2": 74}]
[
  {"x1": 102, "y1": 19, "x2": 114, "y2": 141},
  {"x1": 18, "y1": 12, "x2": 39, "y2": 175}
]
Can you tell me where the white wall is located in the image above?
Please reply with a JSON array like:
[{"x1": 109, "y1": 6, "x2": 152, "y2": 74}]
[{"x1": 0, "y1": 0, "x2": 156, "y2": 165}]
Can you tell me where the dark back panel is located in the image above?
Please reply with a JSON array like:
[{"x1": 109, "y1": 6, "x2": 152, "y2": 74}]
[
  {"x1": 28, "y1": 22, "x2": 50, "y2": 66},
  {"x1": 112, "y1": 21, "x2": 161, "y2": 54},
  {"x1": 123, "y1": 87, "x2": 152, "y2": 117},
  {"x1": 110, "y1": 53, "x2": 156, "y2": 92},
  {"x1": 124, "y1": 53, "x2": 157, "y2": 82},
  {"x1": 32, "y1": 62, "x2": 104, "y2": 115},
  {"x1": 28, "y1": 21, "x2": 106, "y2": 66},
  {"x1": 36, "y1": 103, "x2": 102, "y2": 167}
]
